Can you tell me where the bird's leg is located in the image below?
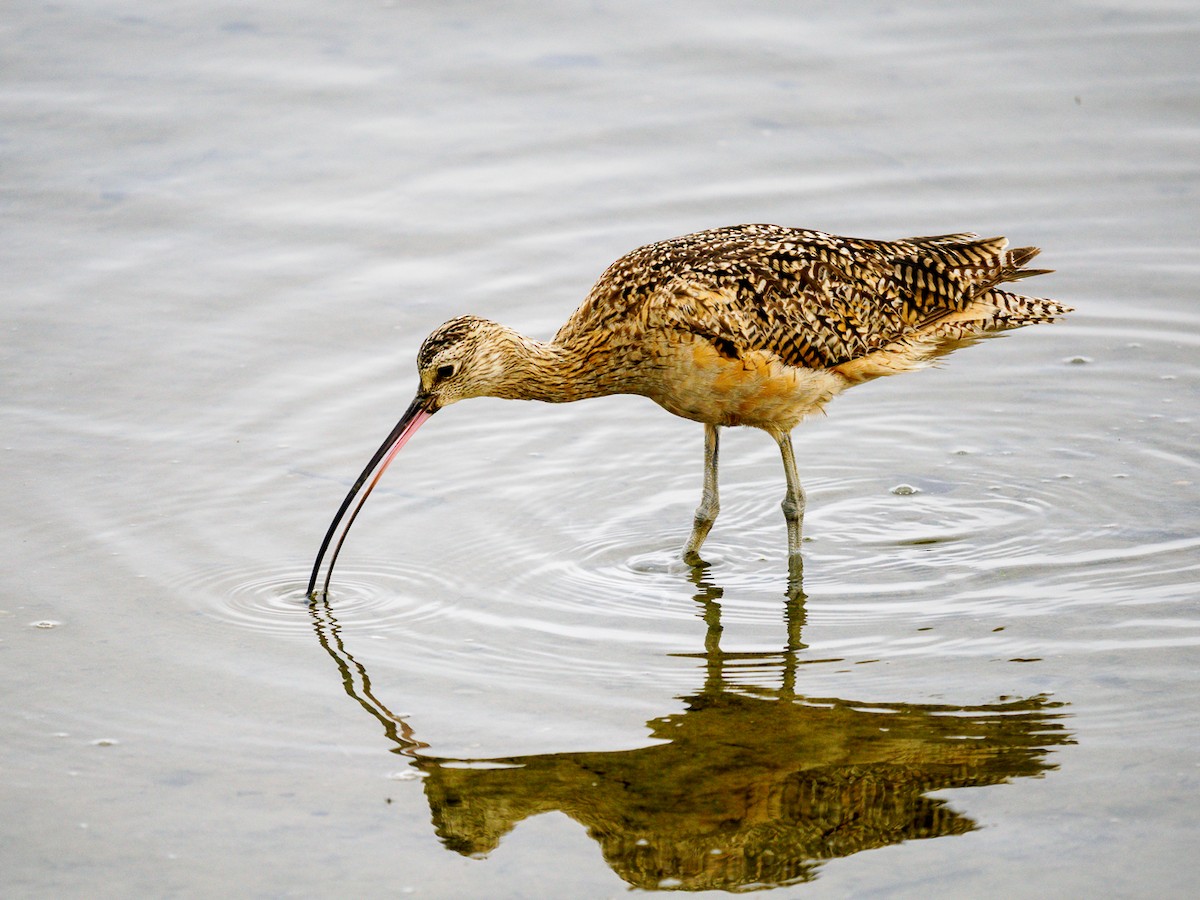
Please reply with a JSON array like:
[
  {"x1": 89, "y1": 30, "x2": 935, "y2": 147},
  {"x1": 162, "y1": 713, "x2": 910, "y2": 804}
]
[
  {"x1": 682, "y1": 424, "x2": 721, "y2": 565},
  {"x1": 775, "y1": 431, "x2": 806, "y2": 581}
]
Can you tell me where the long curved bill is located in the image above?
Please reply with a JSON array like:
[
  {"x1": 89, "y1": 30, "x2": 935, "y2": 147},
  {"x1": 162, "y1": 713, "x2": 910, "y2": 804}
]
[{"x1": 307, "y1": 393, "x2": 438, "y2": 598}]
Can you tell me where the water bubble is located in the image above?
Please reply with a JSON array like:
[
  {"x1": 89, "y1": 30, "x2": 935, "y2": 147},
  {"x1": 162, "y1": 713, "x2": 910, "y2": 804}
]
[
  {"x1": 31, "y1": 620, "x2": 61, "y2": 629},
  {"x1": 890, "y1": 484, "x2": 920, "y2": 496}
]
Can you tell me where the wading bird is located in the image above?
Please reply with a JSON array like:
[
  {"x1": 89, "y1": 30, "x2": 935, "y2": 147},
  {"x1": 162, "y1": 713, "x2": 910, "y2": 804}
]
[{"x1": 307, "y1": 224, "x2": 1069, "y2": 597}]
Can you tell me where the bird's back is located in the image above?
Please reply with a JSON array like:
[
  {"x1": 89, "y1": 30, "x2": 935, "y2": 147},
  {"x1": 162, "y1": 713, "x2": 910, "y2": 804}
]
[
  {"x1": 548, "y1": 225, "x2": 1069, "y2": 430},
  {"x1": 559, "y1": 224, "x2": 1065, "y2": 372}
]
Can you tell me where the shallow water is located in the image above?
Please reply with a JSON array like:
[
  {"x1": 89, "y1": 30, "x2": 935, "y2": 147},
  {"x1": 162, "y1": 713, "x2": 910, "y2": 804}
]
[{"x1": 3, "y1": 1, "x2": 1199, "y2": 896}]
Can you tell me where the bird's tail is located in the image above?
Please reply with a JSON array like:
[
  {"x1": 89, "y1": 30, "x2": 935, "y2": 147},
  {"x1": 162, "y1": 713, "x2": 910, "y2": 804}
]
[
  {"x1": 939, "y1": 240, "x2": 1072, "y2": 330},
  {"x1": 832, "y1": 246, "x2": 1072, "y2": 385},
  {"x1": 982, "y1": 287, "x2": 1074, "y2": 325}
]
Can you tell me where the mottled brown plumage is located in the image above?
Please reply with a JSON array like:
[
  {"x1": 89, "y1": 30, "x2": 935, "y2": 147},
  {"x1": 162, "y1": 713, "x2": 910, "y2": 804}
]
[{"x1": 308, "y1": 225, "x2": 1070, "y2": 596}]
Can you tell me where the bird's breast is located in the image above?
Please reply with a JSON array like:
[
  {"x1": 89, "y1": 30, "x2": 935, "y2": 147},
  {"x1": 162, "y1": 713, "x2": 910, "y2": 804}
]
[{"x1": 643, "y1": 336, "x2": 848, "y2": 432}]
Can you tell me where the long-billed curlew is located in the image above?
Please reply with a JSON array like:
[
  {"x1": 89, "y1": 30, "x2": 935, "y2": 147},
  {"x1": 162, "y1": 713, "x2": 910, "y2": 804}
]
[{"x1": 307, "y1": 224, "x2": 1070, "y2": 597}]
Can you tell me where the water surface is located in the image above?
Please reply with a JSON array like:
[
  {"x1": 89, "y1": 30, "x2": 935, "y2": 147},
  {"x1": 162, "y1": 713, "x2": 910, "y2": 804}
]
[{"x1": 3, "y1": 1, "x2": 1198, "y2": 896}]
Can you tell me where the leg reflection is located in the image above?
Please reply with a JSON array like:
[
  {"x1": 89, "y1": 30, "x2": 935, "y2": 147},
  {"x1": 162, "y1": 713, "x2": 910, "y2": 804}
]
[{"x1": 681, "y1": 564, "x2": 809, "y2": 698}]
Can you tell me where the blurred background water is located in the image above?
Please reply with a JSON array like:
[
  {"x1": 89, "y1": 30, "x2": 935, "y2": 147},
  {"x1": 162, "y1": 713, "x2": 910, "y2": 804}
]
[{"x1": 3, "y1": 1, "x2": 1198, "y2": 896}]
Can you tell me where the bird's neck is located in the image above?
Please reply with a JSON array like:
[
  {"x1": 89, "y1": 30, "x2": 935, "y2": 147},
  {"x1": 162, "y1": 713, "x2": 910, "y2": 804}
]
[{"x1": 489, "y1": 329, "x2": 630, "y2": 404}]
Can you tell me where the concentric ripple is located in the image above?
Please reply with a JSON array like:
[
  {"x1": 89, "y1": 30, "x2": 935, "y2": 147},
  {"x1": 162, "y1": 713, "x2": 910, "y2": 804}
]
[{"x1": 172, "y1": 560, "x2": 466, "y2": 640}]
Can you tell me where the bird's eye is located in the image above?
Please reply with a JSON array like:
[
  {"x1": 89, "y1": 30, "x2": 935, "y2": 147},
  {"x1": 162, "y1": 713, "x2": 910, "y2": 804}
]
[{"x1": 436, "y1": 364, "x2": 456, "y2": 381}]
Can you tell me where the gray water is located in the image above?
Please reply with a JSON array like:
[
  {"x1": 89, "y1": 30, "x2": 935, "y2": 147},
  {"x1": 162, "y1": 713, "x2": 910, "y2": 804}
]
[{"x1": 4, "y1": 1, "x2": 1198, "y2": 897}]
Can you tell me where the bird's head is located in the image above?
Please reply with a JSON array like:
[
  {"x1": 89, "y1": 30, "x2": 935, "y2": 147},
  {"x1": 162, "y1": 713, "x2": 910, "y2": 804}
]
[{"x1": 413, "y1": 315, "x2": 518, "y2": 409}]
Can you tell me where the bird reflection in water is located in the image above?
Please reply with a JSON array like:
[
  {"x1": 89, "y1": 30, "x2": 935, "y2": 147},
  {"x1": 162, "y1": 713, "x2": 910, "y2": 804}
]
[{"x1": 308, "y1": 573, "x2": 1073, "y2": 892}]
